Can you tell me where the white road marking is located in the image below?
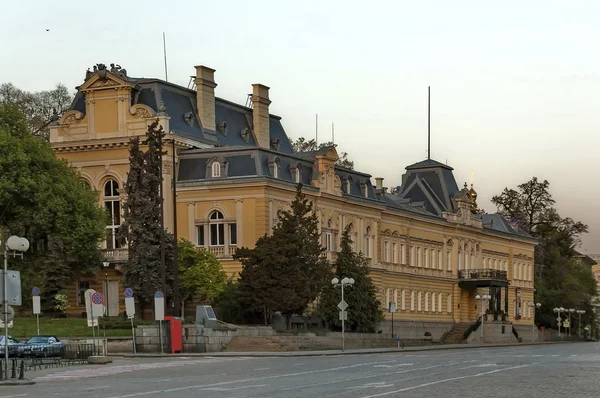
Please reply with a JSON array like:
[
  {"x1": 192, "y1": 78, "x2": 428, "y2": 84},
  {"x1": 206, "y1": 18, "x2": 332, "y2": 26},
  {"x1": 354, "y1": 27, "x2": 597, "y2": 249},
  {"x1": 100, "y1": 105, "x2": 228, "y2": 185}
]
[
  {"x1": 253, "y1": 367, "x2": 270, "y2": 370},
  {"x1": 84, "y1": 386, "x2": 112, "y2": 390},
  {"x1": 292, "y1": 363, "x2": 305, "y2": 366},
  {"x1": 458, "y1": 364, "x2": 499, "y2": 370},
  {"x1": 358, "y1": 363, "x2": 538, "y2": 398},
  {"x1": 346, "y1": 382, "x2": 394, "y2": 390},
  {"x1": 104, "y1": 360, "x2": 397, "y2": 398},
  {"x1": 374, "y1": 363, "x2": 413, "y2": 368},
  {"x1": 0, "y1": 395, "x2": 28, "y2": 398},
  {"x1": 204, "y1": 384, "x2": 267, "y2": 391}
]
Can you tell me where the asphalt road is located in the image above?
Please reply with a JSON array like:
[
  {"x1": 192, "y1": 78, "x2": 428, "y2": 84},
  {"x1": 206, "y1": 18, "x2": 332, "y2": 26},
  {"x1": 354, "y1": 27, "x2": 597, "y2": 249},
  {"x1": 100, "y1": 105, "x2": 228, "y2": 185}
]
[{"x1": 2, "y1": 343, "x2": 599, "y2": 397}]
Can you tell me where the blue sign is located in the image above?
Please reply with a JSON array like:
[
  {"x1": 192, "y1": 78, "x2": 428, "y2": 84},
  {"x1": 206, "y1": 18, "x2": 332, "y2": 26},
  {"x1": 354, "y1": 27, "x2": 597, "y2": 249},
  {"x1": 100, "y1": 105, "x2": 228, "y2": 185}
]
[
  {"x1": 124, "y1": 288, "x2": 134, "y2": 298},
  {"x1": 91, "y1": 292, "x2": 104, "y2": 305},
  {"x1": 32, "y1": 286, "x2": 40, "y2": 296},
  {"x1": 154, "y1": 290, "x2": 164, "y2": 299}
]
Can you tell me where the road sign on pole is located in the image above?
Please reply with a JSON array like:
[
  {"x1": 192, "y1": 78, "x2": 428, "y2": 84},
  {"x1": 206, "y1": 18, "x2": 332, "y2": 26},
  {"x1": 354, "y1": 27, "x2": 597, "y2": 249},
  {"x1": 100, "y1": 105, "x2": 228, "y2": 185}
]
[
  {"x1": 0, "y1": 270, "x2": 22, "y2": 306},
  {"x1": 124, "y1": 288, "x2": 134, "y2": 298},
  {"x1": 338, "y1": 311, "x2": 348, "y2": 321},
  {"x1": 154, "y1": 291, "x2": 164, "y2": 321},
  {"x1": 338, "y1": 300, "x2": 348, "y2": 311},
  {"x1": 91, "y1": 292, "x2": 105, "y2": 318},
  {"x1": 32, "y1": 286, "x2": 40, "y2": 297}
]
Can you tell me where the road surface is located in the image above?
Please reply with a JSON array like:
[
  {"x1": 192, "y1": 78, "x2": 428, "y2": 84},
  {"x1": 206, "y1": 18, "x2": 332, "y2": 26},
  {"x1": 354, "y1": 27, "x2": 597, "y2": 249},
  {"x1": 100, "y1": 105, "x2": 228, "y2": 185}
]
[{"x1": 1, "y1": 343, "x2": 598, "y2": 397}]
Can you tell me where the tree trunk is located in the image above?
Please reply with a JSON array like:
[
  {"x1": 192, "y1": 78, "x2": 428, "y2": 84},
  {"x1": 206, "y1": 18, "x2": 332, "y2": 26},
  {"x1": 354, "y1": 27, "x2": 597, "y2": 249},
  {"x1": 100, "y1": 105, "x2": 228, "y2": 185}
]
[
  {"x1": 263, "y1": 304, "x2": 268, "y2": 325},
  {"x1": 181, "y1": 299, "x2": 185, "y2": 318}
]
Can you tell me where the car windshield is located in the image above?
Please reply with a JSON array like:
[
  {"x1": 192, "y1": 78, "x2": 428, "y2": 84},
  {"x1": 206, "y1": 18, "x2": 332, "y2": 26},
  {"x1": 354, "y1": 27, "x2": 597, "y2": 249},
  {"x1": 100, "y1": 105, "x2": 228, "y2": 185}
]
[
  {"x1": 0, "y1": 337, "x2": 18, "y2": 345},
  {"x1": 27, "y1": 337, "x2": 52, "y2": 344}
]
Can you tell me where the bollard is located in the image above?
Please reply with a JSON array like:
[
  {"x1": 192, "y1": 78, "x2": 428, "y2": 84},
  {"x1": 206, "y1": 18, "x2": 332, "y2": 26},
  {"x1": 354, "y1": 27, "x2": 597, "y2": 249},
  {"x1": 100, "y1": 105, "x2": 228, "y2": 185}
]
[
  {"x1": 18, "y1": 360, "x2": 25, "y2": 380},
  {"x1": 11, "y1": 359, "x2": 16, "y2": 379}
]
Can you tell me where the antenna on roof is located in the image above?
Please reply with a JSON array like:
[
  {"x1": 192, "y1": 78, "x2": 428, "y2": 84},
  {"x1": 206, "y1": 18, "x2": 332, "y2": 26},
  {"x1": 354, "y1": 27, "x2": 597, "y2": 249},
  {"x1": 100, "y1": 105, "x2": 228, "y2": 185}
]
[
  {"x1": 163, "y1": 32, "x2": 168, "y2": 82},
  {"x1": 315, "y1": 114, "x2": 319, "y2": 146},
  {"x1": 427, "y1": 86, "x2": 431, "y2": 160},
  {"x1": 331, "y1": 122, "x2": 335, "y2": 144}
]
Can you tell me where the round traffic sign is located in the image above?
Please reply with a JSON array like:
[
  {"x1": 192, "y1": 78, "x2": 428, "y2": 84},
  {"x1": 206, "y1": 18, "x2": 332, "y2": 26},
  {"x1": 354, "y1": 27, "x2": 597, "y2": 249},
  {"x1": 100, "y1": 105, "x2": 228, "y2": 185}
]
[
  {"x1": 32, "y1": 286, "x2": 40, "y2": 296},
  {"x1": 124, "y1": 287, "x2": 134, "y2": 298},
  {"x1": 154, "y1": 290, "x2": 164, "y2": 299},
  {"x1": 91, "y1": 292, "x2": 105, "y2": 305}
]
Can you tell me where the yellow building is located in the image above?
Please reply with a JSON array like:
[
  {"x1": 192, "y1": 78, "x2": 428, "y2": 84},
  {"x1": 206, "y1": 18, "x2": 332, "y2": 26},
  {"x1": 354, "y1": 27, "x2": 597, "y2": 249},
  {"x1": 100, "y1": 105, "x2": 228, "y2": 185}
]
[{"x1": 49, "y1": 63, "x2": 537, "y2": 340}]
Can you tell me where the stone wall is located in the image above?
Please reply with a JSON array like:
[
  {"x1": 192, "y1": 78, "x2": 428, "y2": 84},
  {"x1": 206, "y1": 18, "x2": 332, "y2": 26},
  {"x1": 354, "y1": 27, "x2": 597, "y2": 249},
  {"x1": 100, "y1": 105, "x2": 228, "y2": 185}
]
[
  {"x1": 378, "y1": 320, "x2": 454, "y2": 340},
  {"x1": 466, "y1": 322, "x2": 518, "y2": 344}
]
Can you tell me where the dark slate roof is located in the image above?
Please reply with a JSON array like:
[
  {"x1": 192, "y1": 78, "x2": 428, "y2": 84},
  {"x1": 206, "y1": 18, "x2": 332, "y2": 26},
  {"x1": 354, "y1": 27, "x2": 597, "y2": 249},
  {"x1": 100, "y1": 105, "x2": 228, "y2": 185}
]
[
  {"x1": 476, "y1": 214, "x2": 533, "y2": 239},
  {"x1": 406, "y1": 159, "x2": 453, "y2": 170},
  {"x1": 395, "y1": 158, "x2": 460, "y2": 216}
]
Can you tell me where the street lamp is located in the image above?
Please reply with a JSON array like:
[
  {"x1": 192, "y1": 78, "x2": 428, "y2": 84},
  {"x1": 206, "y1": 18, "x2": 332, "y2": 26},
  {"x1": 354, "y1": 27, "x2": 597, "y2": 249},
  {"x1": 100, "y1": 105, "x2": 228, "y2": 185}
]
[
  {"x1": 331, "y1": 277, "x2": 354, "y2": 351},
  {"x1": 576, "y1": 310, "x2": 586, "y2": 337},
  {"x1": 475, "y1": 294, "x2": 491, "y2": 342},
  {"x1": 528, "y1": 302, "x2": 542, "y2": 342},
  {"x1": 1, "y1": 235, "x2": 29, "y2": 379},
  {"x1": 553, "y1": 307, "x2": 565, "y2": 337}
]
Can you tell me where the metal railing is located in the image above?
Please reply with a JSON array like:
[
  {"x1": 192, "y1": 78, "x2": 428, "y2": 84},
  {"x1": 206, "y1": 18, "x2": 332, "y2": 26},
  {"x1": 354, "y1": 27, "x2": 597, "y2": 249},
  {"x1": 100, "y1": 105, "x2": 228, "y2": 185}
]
[
  {"x1": 2, "y1": 343, "x2": 101, "y2": 374},
  {"x1": 102, "y1": 248, "x2": 128, "y2": 262},
  {"x1": 458, "y1": 269, "x2": 508, "y2": 281}
]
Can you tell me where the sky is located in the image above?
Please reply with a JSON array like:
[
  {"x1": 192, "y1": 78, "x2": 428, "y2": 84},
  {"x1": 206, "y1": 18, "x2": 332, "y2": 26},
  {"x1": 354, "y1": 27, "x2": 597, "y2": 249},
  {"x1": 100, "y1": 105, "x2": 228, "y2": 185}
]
[{"x1": 2, "y1": 0, "x2": 599, "y2": 253}]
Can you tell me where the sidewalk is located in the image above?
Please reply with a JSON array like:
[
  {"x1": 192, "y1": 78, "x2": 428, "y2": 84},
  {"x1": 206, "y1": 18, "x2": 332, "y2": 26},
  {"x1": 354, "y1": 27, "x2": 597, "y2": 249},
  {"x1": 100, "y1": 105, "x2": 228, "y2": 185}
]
[{"x1": 120, "y1": 341, "x2": 574, "y2": 358}]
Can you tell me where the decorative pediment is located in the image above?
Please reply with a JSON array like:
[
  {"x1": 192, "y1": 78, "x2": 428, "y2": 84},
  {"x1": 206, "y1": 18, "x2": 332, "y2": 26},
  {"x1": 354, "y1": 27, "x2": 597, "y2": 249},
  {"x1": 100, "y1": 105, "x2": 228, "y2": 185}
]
[
  {"x1": 60, "y1": 110, "x2": 85, "y2": 125},
  {"x1": 129, "y1": 104, "x2": 155, "y2": 119},
  {"x1": 79, "y1": 70, "x2": 135, "y2": 92}
]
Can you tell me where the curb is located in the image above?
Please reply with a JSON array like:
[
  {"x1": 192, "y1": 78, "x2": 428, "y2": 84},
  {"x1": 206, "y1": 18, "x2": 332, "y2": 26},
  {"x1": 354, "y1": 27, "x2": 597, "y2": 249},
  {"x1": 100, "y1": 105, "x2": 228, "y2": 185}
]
[
  {"x1": 0, "y1": 379, "x2": 36, "y2": 386},
  {"x1": 118, "y1": 341, "x2": 580, "y2": 358}
]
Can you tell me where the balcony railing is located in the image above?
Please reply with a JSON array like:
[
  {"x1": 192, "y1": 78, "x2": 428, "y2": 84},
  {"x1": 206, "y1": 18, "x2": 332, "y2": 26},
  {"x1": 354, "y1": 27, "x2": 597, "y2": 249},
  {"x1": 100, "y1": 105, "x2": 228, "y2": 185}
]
[
  {"x1": 458, "y1": 269, "x2": 508, "y2": 281},
  {"x1": 102, "y1": 248, "x2": 128, "y2": 263},
  {"x1": 206, "y1": 245, "x2": 239, "y2": 258}
]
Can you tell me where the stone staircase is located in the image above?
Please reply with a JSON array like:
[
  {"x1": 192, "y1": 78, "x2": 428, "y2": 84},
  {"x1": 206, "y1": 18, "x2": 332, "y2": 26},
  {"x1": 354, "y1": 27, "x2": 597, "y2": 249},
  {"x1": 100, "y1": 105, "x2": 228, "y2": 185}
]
[
  {"x1": 224, "y1": 337, "x2": 297, "y2": 352},
  {"x1": 441, "y1": 322, "x2": 473, "y2": 344}
]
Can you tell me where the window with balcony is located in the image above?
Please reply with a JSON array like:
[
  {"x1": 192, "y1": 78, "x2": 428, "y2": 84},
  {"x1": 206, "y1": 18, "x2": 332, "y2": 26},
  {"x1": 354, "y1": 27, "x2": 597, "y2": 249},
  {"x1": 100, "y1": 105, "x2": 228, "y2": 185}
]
[
  {"x1": 209, "y1": 211, "x2": 225, "y2": 246},
  {"x1": 103, "y1": 179, "x2": 122, "y2": 250},
  {"x1": 197, "y1": 225, "x2": 205, "y2": 246}
]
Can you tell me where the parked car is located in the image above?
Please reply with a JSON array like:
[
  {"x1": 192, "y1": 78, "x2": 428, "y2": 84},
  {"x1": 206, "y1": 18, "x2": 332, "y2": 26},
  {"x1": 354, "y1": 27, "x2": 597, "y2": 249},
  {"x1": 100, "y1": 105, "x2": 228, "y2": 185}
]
[
  {"x1": 22, "y1": 336, "x2": 65, "y2": 358},
  {"x1": 0, "y1": 336, "x2": 21, "y2": 357}
]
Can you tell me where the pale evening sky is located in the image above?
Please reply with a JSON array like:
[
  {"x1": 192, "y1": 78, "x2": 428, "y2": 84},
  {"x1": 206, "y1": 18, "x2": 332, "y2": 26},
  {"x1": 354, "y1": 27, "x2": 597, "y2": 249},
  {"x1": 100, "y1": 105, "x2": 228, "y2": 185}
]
[{"x1": 2, "y1": 0, "x2": 599, "y2": 253}]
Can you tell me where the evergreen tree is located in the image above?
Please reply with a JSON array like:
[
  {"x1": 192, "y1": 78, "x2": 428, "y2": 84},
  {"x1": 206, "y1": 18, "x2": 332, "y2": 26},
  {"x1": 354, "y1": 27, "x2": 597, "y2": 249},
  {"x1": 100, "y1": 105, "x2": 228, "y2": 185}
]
[
  {"x1": 120, "y1": 121, "x2": 174, "y2": 312},
  {"x1": 318, "y1": 226, "x2": 384, "y2": 332},
  {"x1": 235, "y1": 184, "x2": 330, "y2": 327}
]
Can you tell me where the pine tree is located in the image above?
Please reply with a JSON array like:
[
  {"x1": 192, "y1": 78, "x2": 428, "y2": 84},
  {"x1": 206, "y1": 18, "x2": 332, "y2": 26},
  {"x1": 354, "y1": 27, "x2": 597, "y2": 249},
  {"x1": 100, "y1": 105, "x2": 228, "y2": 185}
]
[
  {"x1": 235, "y1": 184, "x2": 330, "y2": 327},
  {"x1": 318, "y1": 226, "x2": 384, "y2": 332},
  {"x1": 120, "y1": 121, "x2": 173, "y2": 312}
]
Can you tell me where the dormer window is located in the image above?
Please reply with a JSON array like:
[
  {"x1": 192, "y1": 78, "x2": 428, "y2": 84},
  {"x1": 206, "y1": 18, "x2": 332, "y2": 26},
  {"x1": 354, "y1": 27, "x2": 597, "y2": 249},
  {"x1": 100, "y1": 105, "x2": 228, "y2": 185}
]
[
  {"x1": 345, "y1": 177, "x2": 352, "y2": 194},
  {"x1": 294, "y1": 166, "x2": 301, "y2": 183},
  {"x1": 268, "y1": 156, "x2": 280, "y2": 179},
  {"x1": 211, "y1": 161, "x2": 221, "y2": 178}
]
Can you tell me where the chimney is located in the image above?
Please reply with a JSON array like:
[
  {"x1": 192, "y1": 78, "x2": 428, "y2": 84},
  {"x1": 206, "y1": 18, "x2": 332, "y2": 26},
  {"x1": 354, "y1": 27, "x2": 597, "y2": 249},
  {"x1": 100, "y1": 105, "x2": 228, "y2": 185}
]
[
  {"x1": 251, "y1": 84, "x2": 271, "y2": 149},
  {"x1": 194, "y1": 65, "x2": 217, "y2": 131},
  {"x1": 375, "y1": 177, "x2": 384, "y2": 190}
]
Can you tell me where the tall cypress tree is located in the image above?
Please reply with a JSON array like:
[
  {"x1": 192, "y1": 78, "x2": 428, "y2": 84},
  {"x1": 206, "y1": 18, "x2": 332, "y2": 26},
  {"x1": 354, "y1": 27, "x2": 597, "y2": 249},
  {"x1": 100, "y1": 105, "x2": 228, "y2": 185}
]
[
  {"x1": 120, "y1": 121, "x2": 173, "y2": 312},
  {"x1": 235, "y1": 184, "x2": 330, "y2": 327},
  {"x1": 318, "y1": 226, "x2": 384, "y2": 332}
]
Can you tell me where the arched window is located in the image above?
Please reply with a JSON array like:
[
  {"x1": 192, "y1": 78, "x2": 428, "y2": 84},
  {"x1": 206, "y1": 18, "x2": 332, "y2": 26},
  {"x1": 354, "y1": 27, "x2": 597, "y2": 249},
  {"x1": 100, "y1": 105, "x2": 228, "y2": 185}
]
[
  {"x1": 294, "y1": 166, "x2": 301, "y2": 183},
  {"x1": 209, "y1": 210, "x2": 225, "y2": 246},
  {"x1": 364, "y1": 226, "x2": 371, "y2": 258},
  {"x1": 325, "y1": 219, "x2": 333, "y2": 252},
  {"x1": 345, "y1": 177, "x2": 352, "y2": 194},
  {"x1": 103, "y1": 179, "x2": 122, "y2": 250},
  {"x1": 81, "y1": 179, "x2": 92, "y2": 190},
  {"x1": 211, "y1": 161, "x2": 221, "y2": 178},
  {"x1": 273, "y1": 162, "x2": 279, "y2": 178}
]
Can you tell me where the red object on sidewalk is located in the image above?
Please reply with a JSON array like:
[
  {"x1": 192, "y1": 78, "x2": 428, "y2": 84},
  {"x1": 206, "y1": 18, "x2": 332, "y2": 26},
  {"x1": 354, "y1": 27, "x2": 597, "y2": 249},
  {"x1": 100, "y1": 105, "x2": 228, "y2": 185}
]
[{"x1": 164, "y1": 316, "x2": 183, "y2": 353}]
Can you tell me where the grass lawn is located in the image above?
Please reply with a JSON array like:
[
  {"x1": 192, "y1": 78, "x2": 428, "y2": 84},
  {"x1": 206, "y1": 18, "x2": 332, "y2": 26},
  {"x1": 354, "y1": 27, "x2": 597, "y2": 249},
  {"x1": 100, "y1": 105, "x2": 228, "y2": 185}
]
[{"x1": 9, "y1": 317, "x2": 142, "y2": 339}]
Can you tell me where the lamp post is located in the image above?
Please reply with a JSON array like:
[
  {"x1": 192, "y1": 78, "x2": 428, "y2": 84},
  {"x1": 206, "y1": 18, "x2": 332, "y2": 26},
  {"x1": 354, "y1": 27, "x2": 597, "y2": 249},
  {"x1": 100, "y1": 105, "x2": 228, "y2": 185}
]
[
  {"x1": 475, "y1": 294, "x2": 491, "y2": 342},
  {"x1": 1, "y1": 235, "x2": 29, "y2": 380},
  {"x1": 553, "y1": 307, "x2": 565, "y2": 337},
  {"x1": 331, "y1": 277, "x2": 354, "y2": 351},
  {"x1": 528, "y1": 302, "x2": 542, "y2": 342},
  {"x1": 576, "y1": 310, "x2": 586, "y2": 337},
  {"x1": 102, "y1": 261, "x2": 110, "y2": 356},
  {"x1": 567, "y1": 308, "x2": 575, "y2": 337}
]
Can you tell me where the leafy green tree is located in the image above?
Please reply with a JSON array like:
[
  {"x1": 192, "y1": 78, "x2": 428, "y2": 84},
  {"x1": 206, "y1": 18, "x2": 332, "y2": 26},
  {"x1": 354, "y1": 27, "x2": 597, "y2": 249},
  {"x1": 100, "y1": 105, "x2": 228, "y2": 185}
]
[
  {"x1": 119, "y1": 121, "x2": 175, "y2": 313},
  {"x1": 235, "y1": 184, "x2": 330, "y2": 327},
  {"x1": 491, "y1": 177, "x2": 595, "y2": 329},
  {"x1": 289, "y1": 137, "x2": 354, "y2": 170},
  {"x1": 317, "y1": 227, "x2": 384, "y2": 332},
  {"x1": 0, "y1": 83, "x2": 73, "y2": 140},
  {"x1": 178, "y1": 239, "x2": 227, "y2": 317},
  {"x1": 0, "y1": 103, "x2": 106, "y2": 313}
]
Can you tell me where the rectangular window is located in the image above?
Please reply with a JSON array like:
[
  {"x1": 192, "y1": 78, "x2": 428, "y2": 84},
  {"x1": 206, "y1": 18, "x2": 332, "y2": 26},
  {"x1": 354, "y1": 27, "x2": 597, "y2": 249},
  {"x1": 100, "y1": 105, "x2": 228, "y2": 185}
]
[
  {"x1": 417, "y1": 247, "x2": 421, "y2": 266},
  {"x1": 229, "y1": 224, "x2": 237, "y2": 245},
  {"x1": 513, "y1": 262, "x2": 517, "y2": 279},
  {"x1": 393, "y1": 289, "x2": 397, "y2": 309},
  {"x1": 401, "y1": 244, "x2": 406, "y2": 264},
  {"x1": 385, "y1": 288, "x2": 390, "y2": 309},
  {"x1": 384, "y1": 241, "x2": 389, "y2": 262},
  {"x1": 424, "y1": 248, "x2": 429, "y2": 268},
  {"x1": 430, "y1": 248, "x2": 435, "y2": 268},
  {"x1": 418, "y1": 292, "x2": 422, "y2": 311},
  {"x1": 77, "y1": 281, "x2": 90, "y2": 307},
  {"x1": 410, "y1": 246, "x2": 415, "y2": 266},
  {"x1": 210, "y1": 223, "x2": 225, "y2": 246},
  {"x1": 447, "y1": 294, "x2": 452, "y2": 313},
  {"x1": 365, "y1": 237, "x2": 371, "y2": 258},
  {"x1": 392, "y1": 242, "x2": 397, "y2": 263},
  {"x1": 425, "y1": 292, "x2": 429, "y2": 312},
  {"x1": 196, "y1": 225, "x2": 205, "y2": 246},
  {"x1": 325, "y1": 232, "x2": 333, "y2": 251},
  {"x1": 438, "y1": 250, "x2": 442, "y2": 270},
  {"x1": 410, "y1": 291, "x2": 415, "y2": 311},
  {"x1": 438, "y1": 293, "x2": 443, "y2": 313},
  {"x1": 447, "y1": 251, "x2": 452, "y2": 271},
  {"x1": 431, "y1": 293, "x2": 436, "y2": 312}
]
